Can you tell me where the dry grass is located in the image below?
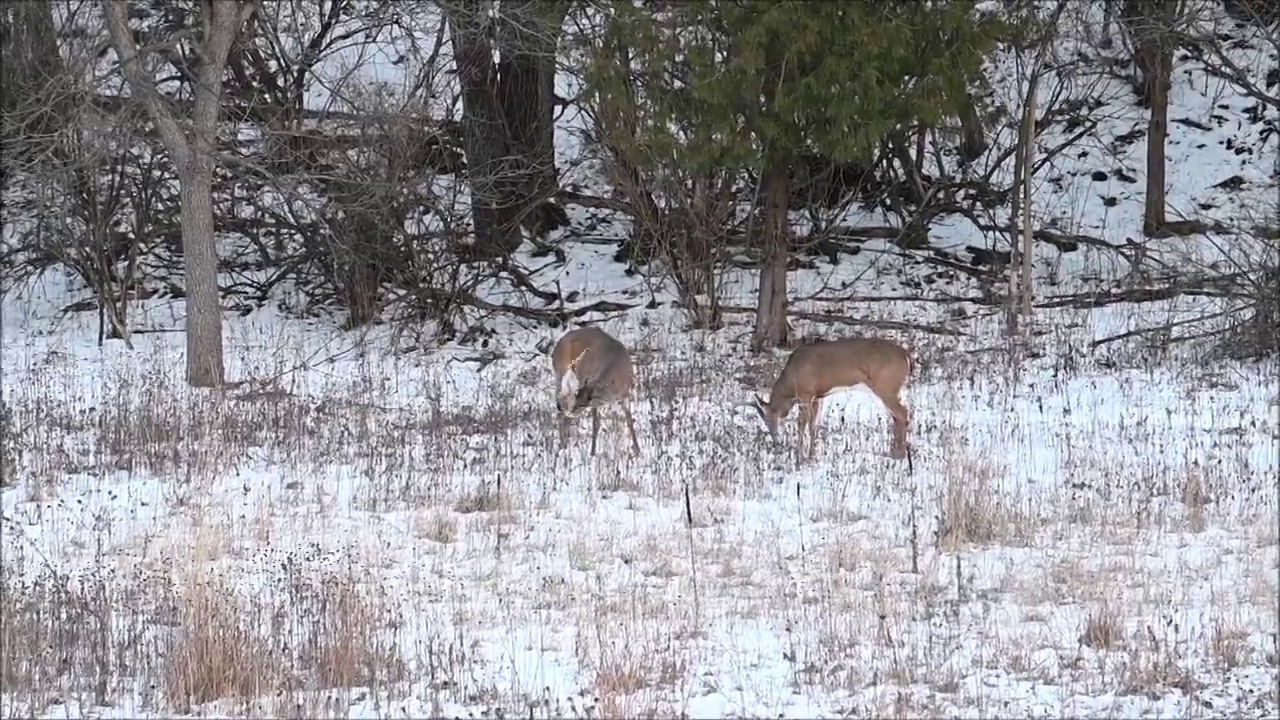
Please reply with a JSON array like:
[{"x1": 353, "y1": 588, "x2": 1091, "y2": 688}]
[
  {"x1": 3, "y1": 518, "x2": 407, "y2": 717},
  {"x1": 413, "y1": 507, "x2": 458, "y2": 544},
  {"x1": 935, "y1": 447, "x2": 1037, "y2": 550},
  {"x1": 1, "y1": 320, "x2": 1276, "y2": 719},
  {"x1": 1209, "y1": 615, "x2": 1251, "y2": 671},
  {"x1": 164, "y1": 574, "x2": 276, "y2": 710},
  {"x1": 1182, "y1": 462, "x2": 1210, "y2": 533},
  {"x1": 1080, "y1": 603, "x2": 1124, "y2": 651}
]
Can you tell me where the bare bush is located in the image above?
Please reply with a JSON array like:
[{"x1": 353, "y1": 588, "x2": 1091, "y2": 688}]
[
  {"x1": 2, "y1": 0, "x2": 181, "y2": 348},
  {"x1": 565, "y1": 18, "x2": 734, "y2": 329},
  {"x1": 5, "y1": 110, "x2": 181, "y2": 346},
  {"x1": 1080, "y1": 603, "x2": 1124, "y2": 650},
  {"x1": 1211, "y1": 231, "x2": 1280, "y2": 360}
]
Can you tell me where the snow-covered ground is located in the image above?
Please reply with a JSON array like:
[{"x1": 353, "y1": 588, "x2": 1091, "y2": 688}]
[{"x1": 2, "y1": 3, "x2": 1277, "y2": 719}]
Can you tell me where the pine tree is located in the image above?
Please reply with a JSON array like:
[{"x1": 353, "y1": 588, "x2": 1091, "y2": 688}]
[{"x1": 583, "y1": 1, "x2": 1006, "y2": 350}]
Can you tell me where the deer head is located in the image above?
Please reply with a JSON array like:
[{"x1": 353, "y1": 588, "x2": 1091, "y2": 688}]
[{"x1": 751, "y1": 394, "x2": 781, "y2": 441}]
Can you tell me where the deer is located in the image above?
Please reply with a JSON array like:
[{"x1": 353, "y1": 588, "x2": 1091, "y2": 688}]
[
  {"x1": 551, "y1": 326, "x2": 641, "y2": 457},
  {"x1": 750, "y1": 337, "x2": 913, "y2": 467}
]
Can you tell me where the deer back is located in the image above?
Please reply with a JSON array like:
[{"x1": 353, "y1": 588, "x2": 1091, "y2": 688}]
[
  {"x1": 552, "y1": 327, "x2": 635, "y2": 405},
  {"x1": 774, "y1": 337, "x2": 911, "y2": 401}
]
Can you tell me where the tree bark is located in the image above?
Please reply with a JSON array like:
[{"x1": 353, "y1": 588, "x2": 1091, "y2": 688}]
[
  {"x1": 177, "y1": 162, "x2": 225, "y2": 386},
  {"x1": 497, "y1": 0, "x2": 568, "y2": 202},
  {"x1": 443, "y1": 1, "x2": 521, "y2": 258},
  {"x1": 1142, "y1": 37, "x2": 1171, "y2": 237},
  {"x1": 1122, "y1": 0, "x2": 1174, "y2": 236},
  {"x1": 752, "y1": 163, "x2": 792, "y2": 352},
  {"x1": 104, "y1": 0, "x2": 253, "y2": 387},
  {"x1": 1020, "y1": 75, "x2": 1037, "y2": 328},
  {"x1": 957, "y1": 90, "x2": 988, "y2": 165},
  {"x1": 442, "y1": 0, "x2": 568, "y2": 258}
]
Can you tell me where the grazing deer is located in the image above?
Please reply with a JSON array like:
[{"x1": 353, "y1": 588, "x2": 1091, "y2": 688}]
[
  {"x1": 552, "y1": 326, "x2": 641, "y2": 456},
  {"x1": 751, "y1": 337, "x2": 913, "y2": 464}
]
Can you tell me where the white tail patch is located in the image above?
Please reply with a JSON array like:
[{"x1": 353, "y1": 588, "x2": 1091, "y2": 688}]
[
  {"x1": 560, "y1": 347, "x2": 590, "y2": 403},
  {"x1": 560, "y1": 367, "x2": 580, "y2": 399}
]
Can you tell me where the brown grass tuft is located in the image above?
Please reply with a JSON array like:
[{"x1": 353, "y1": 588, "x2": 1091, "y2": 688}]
[
  {"x1": 160, "y1": 561, "x2": 406, "y2": 713},
  {"x1": 593, "y1": 657, "x2": 649, "y2": 719},
  {"x1": 453, "y1": 481, "x2": 508, "y2": 514},
  {"x1": 414, "y1": 508, "x2": 458, "y2": 544},
  {"x1": 1209, "y1": 616, "x2": 1250, "y2": 671},
  {"x1": 163, "y1": 574, "x2": 276, "y2": 710},
  {"x1": 306, "y1": 576, "x2": 406, "y2": 689},
  {"x1": 935, "y1": 449, "x2": 1035, "y2": 549},
  {"x1": 594, "y1": 658, "x2": 649, "y2": 696},
  {"x1": 1079, "y1": 604, "x2": 1123, "y2": 651}
]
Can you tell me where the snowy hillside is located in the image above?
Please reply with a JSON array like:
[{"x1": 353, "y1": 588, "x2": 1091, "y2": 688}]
[{"x1": 2, "y1": 3, "x2": 1277, "y2": 719}]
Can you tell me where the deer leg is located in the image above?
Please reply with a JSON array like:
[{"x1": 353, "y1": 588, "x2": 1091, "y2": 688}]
[
  {"x1": 796, "y1": 400, "x2": 814, "y2": 462},
  {"x1": 878, "y1": 393, "x2": 910, "y2": 460},
  {"x1": 621, "y1": 401, "x2": 640, "y2": 456},
  {"x1": 809, "y1": 397, "x2": 824, "y2": 460},
  {"x1": 589, "y1": 407, "x2": 602, "y2": 457},
  {"x1": 558, "y1": 411, "x2": 572, "y2": 452}
]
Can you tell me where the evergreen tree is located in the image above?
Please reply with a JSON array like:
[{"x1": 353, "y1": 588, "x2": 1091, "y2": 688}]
[{"x1": 583, "y1": 0, "x2": 1006, "y2": 350}]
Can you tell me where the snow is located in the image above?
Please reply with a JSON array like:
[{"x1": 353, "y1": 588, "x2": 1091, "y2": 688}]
[{"x1": 2, "y1": 3, "x2": 1278, "y2": 719}]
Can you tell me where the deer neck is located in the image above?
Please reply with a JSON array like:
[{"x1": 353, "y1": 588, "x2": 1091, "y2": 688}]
[{"x1": 766, "y1": 390, "x2": 796, "y2": 418}]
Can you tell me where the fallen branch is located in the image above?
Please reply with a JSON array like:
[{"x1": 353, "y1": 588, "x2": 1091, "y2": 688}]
[
  {"x1": 1037, "y1": 285, "x2": 1243, "y2": 309},
  {"x1": 1090, "y1": 306, "x2": 1238, "y2": 348},
  {"x1": 804, "y1": 292, "x2": 993, "y2": 305},
  {"x1": 720, "y1": 305, "x2": 968, "y2": 337},
  {"x1": 467, "y1": 292, "x2": 635, "y2": 325},
  {"x1": 556, "y1": 188, "x2": 633, "y2": 215}
]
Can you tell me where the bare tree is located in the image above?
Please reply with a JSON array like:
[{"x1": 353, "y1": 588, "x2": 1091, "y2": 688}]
[
  {"x1": 3, "y1": 0, "x2": 176, "y2": 349},
  {"x1": 1005, "y1": 0, "x2": 1069, "y2": 344},
  {"x1": 1007, "y1": 69, "x2": 1039, "y2": 344},
  {"x1": 753, "y1": 163, "x2": 792, "y2": 351},
  {"x1": 441, "y1": 0, "x2": 570, "y2": 260},
  {"x1": 103, "y1": 0, "x2": 256, "y2": 387}
]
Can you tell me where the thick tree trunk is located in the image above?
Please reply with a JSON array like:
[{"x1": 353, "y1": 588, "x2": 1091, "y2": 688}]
[
  {"x1": 443, "y1": 0, "x2": 568, "y2": 257},
  {"x1": 445, "y1": 2, "x2": 522, "y2": 258},
  {"x1": 497, "y1": 0, "x2": 567, "y2": 202},
  {"x1": 752, "y1": 164, "x2": 792, "y2": 352},
  {"x1": 177, "y1": 163, "x2": 225, "y2": 387}
]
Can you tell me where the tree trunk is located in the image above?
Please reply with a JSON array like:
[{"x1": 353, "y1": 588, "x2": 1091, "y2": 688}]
[
  {"x1": 443, "y1": 1, "x2": 522, "y2": 258},
  {"x1": 1141, "y1": 37, "x2": 1171, "y2": 237},
  {"x1": 497, "y1": 0, "x2": 567, "y2": 202},
  {"x1": 1020, "y1": 75, "x2": 1037, "y2": 328},
  {"x1": 443, "y1": 0, "x2": 568, "y2": 258},
  {"x1": 957, "y1": 90, "x2": 989, "y2": 165},
  {"x1": 177, "y1": 162, "x2": 225, "y2": 387},
  {"x1": 752, "y1": 164, "x2": 792, "y2": 352},
  {"x1": 1123, "y1": 0, "x2": 1174, "y2": 236},
  {"x1": 496, "y1": 0, "x2": 569, "y2": 242}
]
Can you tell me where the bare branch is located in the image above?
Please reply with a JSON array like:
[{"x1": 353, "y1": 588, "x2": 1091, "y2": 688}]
[{"x1": 101, "y1": 0, "x2": 191, "y2": 165}]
